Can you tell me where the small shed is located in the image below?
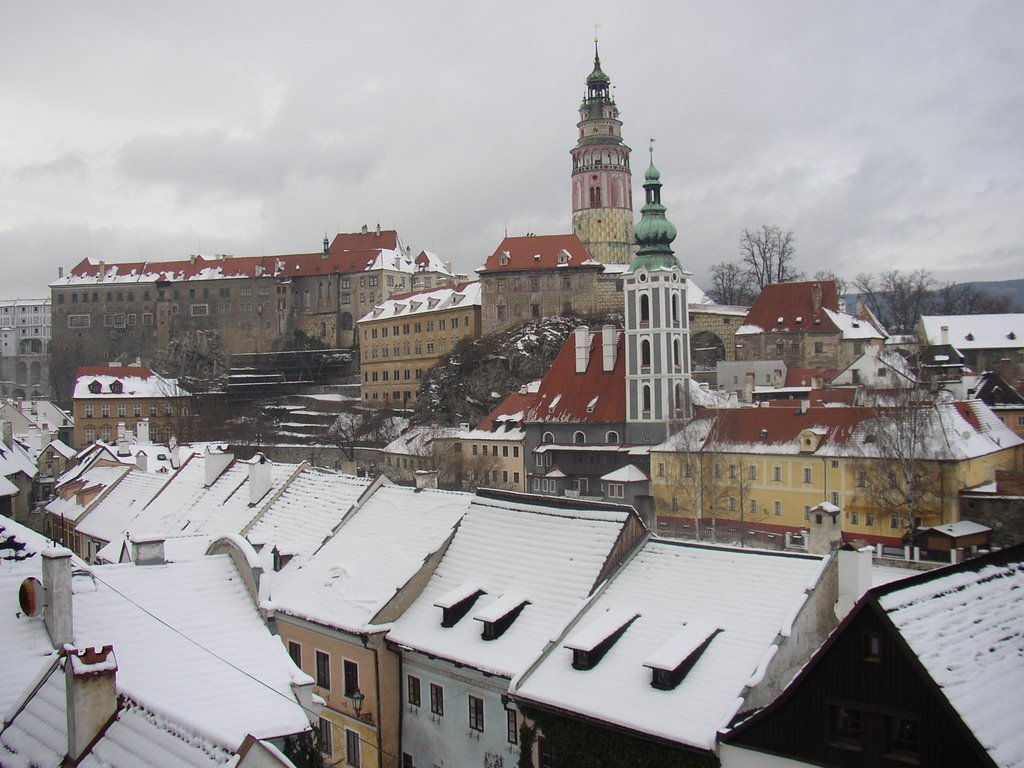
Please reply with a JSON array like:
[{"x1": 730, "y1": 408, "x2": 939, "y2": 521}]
[{"x1": 916, "y1": 520, "x2": 991, "y2": 554}]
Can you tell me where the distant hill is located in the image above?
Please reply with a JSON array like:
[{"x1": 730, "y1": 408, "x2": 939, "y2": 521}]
[{"x1": 963, "y1": 278, "x2": 1024, "y2": 310}]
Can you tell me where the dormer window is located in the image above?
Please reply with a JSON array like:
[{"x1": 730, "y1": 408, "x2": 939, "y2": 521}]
[
  {"x1": 966, "y1": 332, "x2": 975, "y2": 341},
  {"x1": 565, "y1": 609, "x2": 638, "y2": 671},
  {"x1": 88, "y1": 380, "x2": 102, "y2": 394},
  {"x1": 644, "y1": 622, "x2": 721, "y2": 690},
  {"x1": 109, "y1": 380, "x2": 123, "y2": 394},
  {"x1": 557, "y1": 250, "x2": 571, "y2": 265},
  {"x1": 499, "y1": 251, "x2": 511, "y2": 266},
  {"x1": 474, "y1": 593, "x2": 530, "y2": 641},
  {"x1": 434, "y1": 583, "x2": 487, "y2": 628}
]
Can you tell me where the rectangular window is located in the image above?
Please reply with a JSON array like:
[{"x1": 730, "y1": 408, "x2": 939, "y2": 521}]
[
  {"x1": 468, "y1": 695, "x2": 484, "y2": 732},
  {"x1": 430, "y1": 683, "x2": 444, "y2": 716},
  {"x1": 538, "y1": 737, "x2": 556, "y2": 768},
  {"x1": 320, "y1": 717, "x2": 333, "y2": 756},
  {"x1": 68, "y1": 314, "x2": 91, "y2": 328},
  {"x1": 886, "y1": 716, "x2": 920, "y2": 762},
  {"x1": 101, "y1": 405, "x2": 110, "y2": 418},
  {"x1": 190, "y1": 303, "x2": 209, "y2": 316},
  {"x1": 803, "y1": 467, "x2": 812, "y2": 484},
  {"x1": 346, "y1": 729, "x2": 361, "y2": 767},
  {"x1": 288, "y1": 641, "x2": 302, "y2": 668},
  {"x1": 773, "y1": 465, "x2": 782, "y2": 482},
  {"x1": 117, "y1": 404, "x2": 126, "y2": 417},
  {"x1": 407, "y1": 675, "x2": 421, "y2": 707},
  {"x1": 344, "y1": 659, "x2": 360, "y2": 700},
  {"x1": 85, "y1": 405, "x2": 94, "y2": 418},
  {"x1": 84, "y1": 428, "x2": 95, "y2": 443},
  {"x1": 507, "y1": 709, "x2": 518, "y2": 743},
  {"x1": 829, "y1": 705, "x2": 862, "y2": 750},
  {"x1": 402, "y1": 754, "x2": 414, "y2": 768},
  {"x1": 315, "y1": 650, "x2": 331, "y2": 689},
  {"x1": 774, "y1": 501, "x2": 782, "y2": 516}
]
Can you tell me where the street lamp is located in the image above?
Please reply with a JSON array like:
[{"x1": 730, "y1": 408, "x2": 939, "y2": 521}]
[{"x1": 348, "y1": 689, "x2": 365, "y2": 720}]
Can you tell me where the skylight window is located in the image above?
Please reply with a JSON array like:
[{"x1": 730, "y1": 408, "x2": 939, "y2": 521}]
[
  {"x1": 565, "y1": 609, "x2": 638, "y2": 671},
  {"x1": 643, "y1": 621, "x2": 721, "y2": 690}
]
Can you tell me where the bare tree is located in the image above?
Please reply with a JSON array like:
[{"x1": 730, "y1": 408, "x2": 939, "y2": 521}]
[
  {"x1": 851, "y1": 391, "x2": 954, "y2": 540},
  {"x1": 327, "y1": 403, "x2": 402, "y2": 462},
  {"x1": 854, "y1": 269, "x2": 935, "y2": 334},
  {"x1": 740, "y1": 225, "x2": 802, "y2": 290},
  {"x1": 707, "y1": 261, "x2": 757, "y2": 305}
]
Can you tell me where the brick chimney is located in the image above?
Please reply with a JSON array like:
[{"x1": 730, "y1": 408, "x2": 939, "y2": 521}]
[
  {"x1": 41, "y1": 547, "x2": 74, "y2": 648},
  {"x1": 811, "y1": 283, "x2": 823, "y2": 315},
  {"x1": 65, "y1": 645, "x2": 118, "y2": 761},
  {"x1": 574, "y1": 327, "x2": 591, "y2": 374}
]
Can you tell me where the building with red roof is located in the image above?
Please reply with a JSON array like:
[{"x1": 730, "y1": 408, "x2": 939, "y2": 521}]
[
  {"x1": 49, "y1": 227, "x2": 457, "y2": 401},
  {"x1": 735, "y1": 280, "x2": 886, "y2": 370},
  {"x1": 650, "y1": 400, "x2": 1022, "y2": 547}
]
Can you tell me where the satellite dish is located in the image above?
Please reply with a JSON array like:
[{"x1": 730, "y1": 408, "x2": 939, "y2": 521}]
[{"x1": 19, "y1": 577, "x2": 43, "y2": 617}]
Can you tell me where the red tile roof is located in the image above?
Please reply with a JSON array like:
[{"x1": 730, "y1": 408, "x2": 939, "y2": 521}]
[
  {"x1": 476, "y1": 389, "x2": 541, "y2": 431},
  {"x1": 741, "y1": 281, "x2": 841, "y2": 335},
  {"x1": 523, "y1": 329, "x2": 625, "y2": 424},
  {"x1": 784, "y1": 368, "x2": 839, "y2": 388},
  {"x1": 477, "y1": 234, "x2": 598, "y2": 273},
  {"x1": 76, "y1": 365, "x2": 155, "y2": 379}
]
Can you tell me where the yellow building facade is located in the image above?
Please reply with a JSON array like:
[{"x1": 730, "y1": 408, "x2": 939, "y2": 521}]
[{"x1": 359, "y1": 282, "x2": 482, "y2": 406}]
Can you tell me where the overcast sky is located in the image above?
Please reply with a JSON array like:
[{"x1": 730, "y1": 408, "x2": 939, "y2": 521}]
[{"x1": 2, "y1": 1, "x2": 1022, "y2": 299}]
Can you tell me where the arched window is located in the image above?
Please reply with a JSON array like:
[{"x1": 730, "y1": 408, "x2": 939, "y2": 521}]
[
  {"x1": 640, "y1": 294, "x2": 650, "y2": 324},
  {"x1": 675, "y1": 383, "x2": 685, "y2": 414},
  {"x1": 673, "y1": 339, "x2": 681, "y2": 369},
  {"x1": 672, "y1": 294, "x2": 680, "y2": 324},
  {"x1": 542, "y1": 432, "x2": 554, "y2": 444},
  {"x1": 589, "y1": 186, "x2": 602, "y2": 208},
  {"x1": 606, "y1": 431, "x2": 619, "y2": 444},
  {"x1": 642, "y1": 385, "x2": 652, "y2": 413},
  {"x1": 641, "y1": 340, "x2": 652, "y2": 368},
  {"x1": 573, "y1": 431, "x2": 586, "y2": 444}
]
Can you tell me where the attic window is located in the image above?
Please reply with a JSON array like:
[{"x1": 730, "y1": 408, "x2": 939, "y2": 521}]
[
  {"x1": 533, "y1": 253, "x2": 541, "y2": 261},
  {"x1": 777, "y1": 316, "x2": 784, "y2": 324},
  {"x1": 1010, "y1": 332, "x2": 1017, "y2": 341},
  {"x1": 474, "y1": 593, "x2": 530, "y2": 641},
  {"x1": 88, "y1": 380, "x2": 102, "y2": 394},
  {"x1": 499, "y1": 251, "x2": 511, "y2": 266},
  {"x1": 452, "y1": 294, "x2": 464, "y2": 305},
  {"x1": 109, "y1": 380, "x2": 123, "y2": 394},
  {"x1": 435, "y1": 583, "x2": 487, "y2": 628},
  {"x1": 644, "y1": 622, "x2": 721, "y2": 690},
  {"x1": 586, "y1": 396, "x2": 599, "y2": 413},
  {"x1": 966, "y1": 332, "x2": 975, "y2": 341},
  {"x1": 865, "y1": 434, "x2": 876, "y2": 443},
  {"x1": 795, "y1": 316, "x2": 803, "y2": 323},
  {"x1": 548, "y1": 394, "x2": 561, "y2": 414},
  {"x1": 565, "y1": 609, "x2": 638, "y2": 671},
  {"x1": 760, "y1": 428, "x2": 768, "y2": 440},
  {"x1": 557, "y1": 250, "x2": 571, "y2": 265}
]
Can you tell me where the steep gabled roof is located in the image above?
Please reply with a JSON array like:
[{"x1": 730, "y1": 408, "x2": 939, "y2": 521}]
[
  {"x1": 737, "y1": 281, "x2": 842, "y2": 335},
  {"x1": 921, "y1": 314, "x2": 1024, "y2": 351},
  {"x1": 477, "y1": 234, "x2": 600, "y2": 274},
  {"x1": 523, "y1": 329, "x2": 625, "y2": 424},
  {"x1": 510, "y1": 538, "x2": 830, "y2": 752}
]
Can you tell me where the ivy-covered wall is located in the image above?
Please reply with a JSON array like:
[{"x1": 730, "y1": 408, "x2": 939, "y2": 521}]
[{"x1": 519, "y1": 706, "x2": 719, "y2": 768}]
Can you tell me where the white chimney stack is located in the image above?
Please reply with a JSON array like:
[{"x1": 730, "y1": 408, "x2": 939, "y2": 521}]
[
  {"x1": 248, "y1": 453, "x2": 273, "y2": 505},
  {"x1": 204, "y1": 448, "x2": 234, "y2": 486},
  {"x1": 41, "y1": 547, "x2": 74, "y2": 647},
  {"x1": 602, "y1": 325, "x2": 617, "y2": 372},
  {"x1": 136, "y1": 451, "x2": 149, "y2": 473},
  {"x1": 131, "y1": 534, "x2": 166, "y2": 565},
  {"x1": 136, "y1": 418, "x2": 150, "y2": 444},
  {"x1": 65, "y1": 645, "x2": 118, "y2": 761},
  {"x1": 940, "y1": 325, "x2": 949, "y2": 345},
  {"x1": 414, "y1": 469, "x2": 439, "y2": 490},
  {"x1": 574, "y1": 327, "x2": 591, "y2": 374},
  {"x1": 835, "y1": 545, "x2": 873, "y2": 619}
]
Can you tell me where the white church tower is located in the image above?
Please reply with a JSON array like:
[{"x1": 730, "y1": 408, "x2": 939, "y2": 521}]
[{"x1": 623, "y1": 145, "x2": 691, "y2": 441}]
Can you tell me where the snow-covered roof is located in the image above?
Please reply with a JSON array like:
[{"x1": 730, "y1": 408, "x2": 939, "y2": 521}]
[
  {"x1": 600, "y1": 464, "x2": 649, "y2": 483},
  {"x1": 242, "y1": 466, "x2": 372, "y2": 560},
  {"x1": 919, "y1": 520, "x2": 991, "y2": 538},
  {"x1": 823, "y1": 307, "x2": 886, "y2": 340},
  {"x1": 73, "y1": 468, "x2": 171, "y2": 545},
  {"x1": 877, "y1": 547, "x2": 1024, "y2": 768},
  {"x1": 73, "y1": 366, "x2": 189, "y2": 400},
  {"x1": 0, "y1": 440, "x2": 38, "y2": 481},
  {"x1": 46, "y1": 464, "x2": 133, "y2": 523},
  {"x1": 270, "y1": 485, "x2": 471, "y2": 633},
  {"x1": 921, "y1": 314, "x2": 1024, "y2": 351},
  {"x1": 124, "y1": 452, "x2": 299, "y2": 543},
  {"x1": 357, "y1": 281, "x2": 481, "y2": 324},
  {"x1": 510, "y1": 539, "x2": 830, "y2": 752},
  {"x1": 386, "y1": 494, "x2": 635, "y2": 678},
  {"x1": 71, "y1": 555, "x2": 310, "y2": 748}
]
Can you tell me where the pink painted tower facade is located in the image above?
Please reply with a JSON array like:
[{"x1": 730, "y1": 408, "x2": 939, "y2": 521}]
[{"x1": 571, "y1": 42, "x2": 635, "y2": 265}]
